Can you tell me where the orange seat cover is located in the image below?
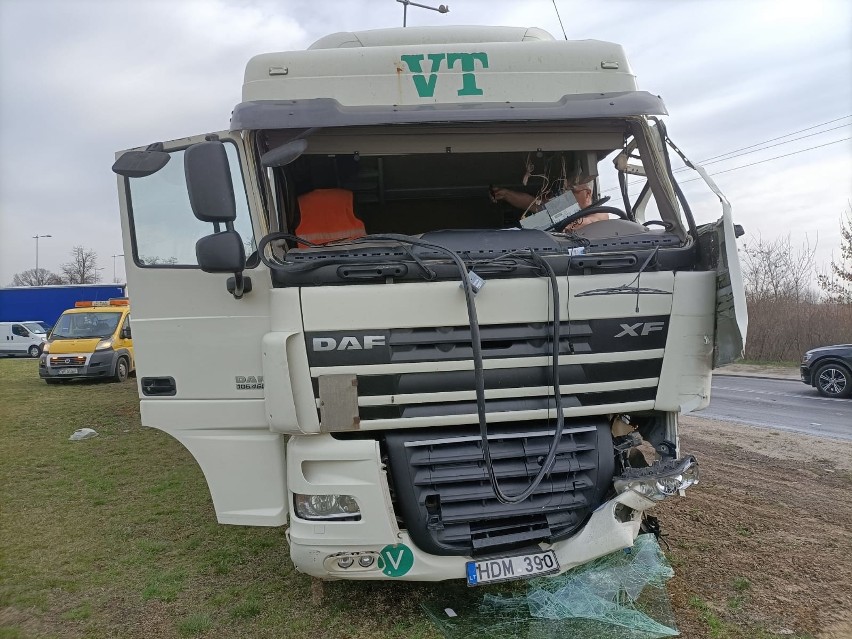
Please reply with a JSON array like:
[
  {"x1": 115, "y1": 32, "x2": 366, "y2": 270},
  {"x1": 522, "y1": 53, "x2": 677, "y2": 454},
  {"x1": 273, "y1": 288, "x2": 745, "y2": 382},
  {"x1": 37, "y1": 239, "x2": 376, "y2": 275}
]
[{"x1": 296, "y1": 188, "x2": 366, "y2": 246}]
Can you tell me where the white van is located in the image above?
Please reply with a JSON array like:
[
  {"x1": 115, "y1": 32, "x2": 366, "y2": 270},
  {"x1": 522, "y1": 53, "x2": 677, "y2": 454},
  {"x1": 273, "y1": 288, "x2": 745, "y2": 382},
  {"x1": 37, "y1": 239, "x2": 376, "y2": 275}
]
[{"x1": 0, "y1": 321, "x2": 48, "y2": 357}]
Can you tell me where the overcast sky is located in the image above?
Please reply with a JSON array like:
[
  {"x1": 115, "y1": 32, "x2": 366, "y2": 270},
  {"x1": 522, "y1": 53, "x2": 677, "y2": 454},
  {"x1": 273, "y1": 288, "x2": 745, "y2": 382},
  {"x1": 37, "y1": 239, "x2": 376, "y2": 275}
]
[{"x1": 1, "y1": 0, "x2": 850, "y2": 286}]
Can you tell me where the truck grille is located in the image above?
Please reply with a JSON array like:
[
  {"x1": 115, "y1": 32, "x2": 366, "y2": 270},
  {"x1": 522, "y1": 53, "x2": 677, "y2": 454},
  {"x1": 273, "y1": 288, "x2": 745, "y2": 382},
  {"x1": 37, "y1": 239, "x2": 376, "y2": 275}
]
[
  {"x1": 308, "y1": 316, "x2": 667, "y2": 426},
  {"x1": 383, "y1": 419, "x2": 614, "y2": 556}
]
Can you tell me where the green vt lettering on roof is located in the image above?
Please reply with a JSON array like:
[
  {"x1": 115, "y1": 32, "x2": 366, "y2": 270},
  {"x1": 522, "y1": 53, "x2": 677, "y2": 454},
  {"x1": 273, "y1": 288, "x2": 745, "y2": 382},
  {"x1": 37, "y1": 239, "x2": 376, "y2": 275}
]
[{"x1": 400, "y1": 52, "x2": 489, "y2": 98}]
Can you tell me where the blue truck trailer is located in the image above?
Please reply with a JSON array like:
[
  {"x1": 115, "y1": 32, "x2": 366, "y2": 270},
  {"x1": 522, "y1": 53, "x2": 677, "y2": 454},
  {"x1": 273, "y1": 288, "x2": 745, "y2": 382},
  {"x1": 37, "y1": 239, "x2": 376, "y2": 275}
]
[{"x1": 0, "y1": 284, "x2": 127, "y2": 327}]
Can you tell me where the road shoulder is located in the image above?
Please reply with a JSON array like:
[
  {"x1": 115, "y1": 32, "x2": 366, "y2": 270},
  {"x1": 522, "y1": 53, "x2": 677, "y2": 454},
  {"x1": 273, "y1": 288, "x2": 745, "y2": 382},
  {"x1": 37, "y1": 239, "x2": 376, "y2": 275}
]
[{"x1": 716, "y1": 362, "x2": 800, "y2": 381}]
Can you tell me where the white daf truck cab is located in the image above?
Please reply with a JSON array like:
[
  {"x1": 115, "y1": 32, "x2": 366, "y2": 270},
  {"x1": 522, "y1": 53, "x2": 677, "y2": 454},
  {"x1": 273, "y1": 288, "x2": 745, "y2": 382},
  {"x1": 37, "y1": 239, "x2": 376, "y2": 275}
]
[{"x1": 112, "y1": 26, "x2": 746, "y2": 585}]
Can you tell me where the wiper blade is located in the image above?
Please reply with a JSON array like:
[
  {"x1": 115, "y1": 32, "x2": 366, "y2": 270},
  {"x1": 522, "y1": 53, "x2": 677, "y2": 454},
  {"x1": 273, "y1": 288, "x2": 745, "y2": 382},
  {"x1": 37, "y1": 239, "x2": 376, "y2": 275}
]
[
  {"x1": 575, "y1": 246, "x2": 664, "y2": 312},
  {"x1": 576, "y1": 287, "x2": 672, "y2": 297}
]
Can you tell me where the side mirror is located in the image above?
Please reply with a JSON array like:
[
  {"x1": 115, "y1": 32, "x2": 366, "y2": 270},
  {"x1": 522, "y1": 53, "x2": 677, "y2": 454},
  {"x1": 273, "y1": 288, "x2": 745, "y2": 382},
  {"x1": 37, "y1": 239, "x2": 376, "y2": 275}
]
[
  {"x1": 121, "y1": 327, "x2": 132, "y2": 339},
  {"x1": 196, "y1": 231, "x2": 251, "y2": 299},
  {"x1": 196, "y1": 231, "x2": 245, "y2": 273},
  {"x1": 260, "y1": 139, "x2": 308, "y2": 168},
  {"x1": 112, "y1": 142, "x2": 170, "y2": 178},
  {"x1": 185, "y1": 140, "x2": 251, "y2": 299},
  {"x1": 185, "y1": 141, "x2": 236, "y2": 223}
]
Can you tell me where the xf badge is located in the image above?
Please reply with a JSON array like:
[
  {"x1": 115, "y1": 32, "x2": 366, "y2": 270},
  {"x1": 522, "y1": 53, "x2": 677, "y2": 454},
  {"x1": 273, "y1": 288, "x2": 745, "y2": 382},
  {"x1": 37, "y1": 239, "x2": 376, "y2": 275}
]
[{"x1": 614, "y1": 322, "x2": 665, "y2": 337}]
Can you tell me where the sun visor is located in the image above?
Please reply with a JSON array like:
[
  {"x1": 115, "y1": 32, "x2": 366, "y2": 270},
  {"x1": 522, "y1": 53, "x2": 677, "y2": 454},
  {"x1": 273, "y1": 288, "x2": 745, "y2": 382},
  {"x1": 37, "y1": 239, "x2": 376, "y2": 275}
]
[{"x1": 230, "y1": 92, "x2": 667, "y2": 132}]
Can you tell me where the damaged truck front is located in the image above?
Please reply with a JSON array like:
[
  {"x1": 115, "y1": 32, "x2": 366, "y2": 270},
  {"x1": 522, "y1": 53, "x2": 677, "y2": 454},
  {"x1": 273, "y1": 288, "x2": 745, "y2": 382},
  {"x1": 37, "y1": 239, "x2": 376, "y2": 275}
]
[{"x1": 112, "y1": 26, "x2": 746, "y2": 585}]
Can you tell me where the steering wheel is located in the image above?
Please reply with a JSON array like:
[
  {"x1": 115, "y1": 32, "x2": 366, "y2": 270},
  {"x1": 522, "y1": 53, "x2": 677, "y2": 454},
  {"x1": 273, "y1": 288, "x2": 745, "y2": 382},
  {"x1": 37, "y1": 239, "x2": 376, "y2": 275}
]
[
  {"x1": 643, "y1": 220, "x2": 674, "y2": 231},
  {"x1": 549, "y1": 197, "x2": 629, "y2": 232}
]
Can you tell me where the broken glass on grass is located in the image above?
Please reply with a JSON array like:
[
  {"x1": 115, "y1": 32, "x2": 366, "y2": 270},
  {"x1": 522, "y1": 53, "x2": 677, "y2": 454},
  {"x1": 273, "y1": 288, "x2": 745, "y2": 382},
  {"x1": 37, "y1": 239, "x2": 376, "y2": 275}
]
[{"x1": 424, "y1": 534, "x2": 678, "y2": 639}]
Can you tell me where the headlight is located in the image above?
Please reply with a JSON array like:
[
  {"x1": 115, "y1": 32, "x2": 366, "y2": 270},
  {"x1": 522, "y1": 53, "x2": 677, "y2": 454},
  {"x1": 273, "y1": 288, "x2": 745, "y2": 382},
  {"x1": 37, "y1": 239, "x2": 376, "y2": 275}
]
[
  {"x1": 614, "y1": 456, "x2": 699, "y2": 502},
  {"x1": 802, "y1": 352, "x2": 813, "y2": 363},
  {"x1": 95, "y1": 339, "x2": 113, "y2": 351},
  {"x1": 293, "y1": 494, "x2": 361, "y2": 521},
  {"x1": 42, "y1": 342, "x2": 51, "y2": 354}
]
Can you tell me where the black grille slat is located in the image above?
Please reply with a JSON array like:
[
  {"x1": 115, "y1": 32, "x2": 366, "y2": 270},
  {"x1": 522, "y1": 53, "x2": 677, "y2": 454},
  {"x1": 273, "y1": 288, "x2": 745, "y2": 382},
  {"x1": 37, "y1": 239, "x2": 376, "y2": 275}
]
[
  {"x1": 472, "y1": 525, "x2": 554, "y2": 551},
  {"x1": 389, "y1": 323, "x2": 594, "y2": 347},
  {"x1": 439, "y1": 493, "x2": 590, "y2": 521},
  {"x1": 355, "y1": 359, "x2": 663, "y2": 397},
  {"x1": 412, "y1": 458, "x2": 597, "y2": 486},
  {"x1": 408, "y1": 435, "x2": 596, "y2": 464},
  {"x1": 384, "y1": 419, "x2": 614, "y2": 557},
  {"x1": 420, "y1": 474, "x2": 595, "y2": 500},
  {"x1": 359, "y1": 387, "x2": 655, "y2": 420}
]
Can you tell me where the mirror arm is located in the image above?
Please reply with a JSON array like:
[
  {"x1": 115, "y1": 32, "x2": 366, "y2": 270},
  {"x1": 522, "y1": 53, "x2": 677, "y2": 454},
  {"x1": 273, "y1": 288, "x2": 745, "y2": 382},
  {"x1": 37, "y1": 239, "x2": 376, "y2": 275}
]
[{"x1": 227, "y1": 273, "x2": 252, "y2": 299}]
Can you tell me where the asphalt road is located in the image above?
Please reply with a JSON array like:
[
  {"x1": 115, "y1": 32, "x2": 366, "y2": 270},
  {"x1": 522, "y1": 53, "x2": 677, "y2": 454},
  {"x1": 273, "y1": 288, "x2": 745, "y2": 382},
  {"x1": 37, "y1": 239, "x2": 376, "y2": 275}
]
[{"x1": 697, "y1": 374, "x2": 852, "y2": 441}]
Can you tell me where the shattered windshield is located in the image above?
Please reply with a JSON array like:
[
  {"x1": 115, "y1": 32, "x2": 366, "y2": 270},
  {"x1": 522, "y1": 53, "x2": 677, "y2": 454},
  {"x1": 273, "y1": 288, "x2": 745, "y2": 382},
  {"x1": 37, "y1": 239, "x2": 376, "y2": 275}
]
[{"x1": 51, "y1": 312, "x2": 121, "y2": 339}]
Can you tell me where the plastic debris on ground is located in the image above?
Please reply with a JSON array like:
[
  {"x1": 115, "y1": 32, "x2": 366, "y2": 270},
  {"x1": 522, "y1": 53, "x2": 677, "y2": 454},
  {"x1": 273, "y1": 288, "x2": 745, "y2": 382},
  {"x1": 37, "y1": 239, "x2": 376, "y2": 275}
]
[
  {"x1": 424, "y1": 534, "x2": 679, "y2": 639},
  {"x1": 69, "y1": 428, "x2": 98, "y2": 441}
]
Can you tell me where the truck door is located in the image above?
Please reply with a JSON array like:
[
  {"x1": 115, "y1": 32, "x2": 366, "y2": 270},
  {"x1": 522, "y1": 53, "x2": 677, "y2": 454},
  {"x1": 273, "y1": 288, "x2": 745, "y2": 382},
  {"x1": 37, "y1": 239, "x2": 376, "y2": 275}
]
[{"x1": 114, "y1": 132, "x2": 287, "y2": 527}]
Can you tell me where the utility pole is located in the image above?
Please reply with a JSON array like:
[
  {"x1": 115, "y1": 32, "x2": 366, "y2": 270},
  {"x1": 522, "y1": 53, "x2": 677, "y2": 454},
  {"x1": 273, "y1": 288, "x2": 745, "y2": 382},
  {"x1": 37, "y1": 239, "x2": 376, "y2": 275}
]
[
  {"x1": 112, "y1": 254, "x2": 124, "y2": 282},
  {"x1": 396, "y1": 0, "x2": 449, "y2": 27}
]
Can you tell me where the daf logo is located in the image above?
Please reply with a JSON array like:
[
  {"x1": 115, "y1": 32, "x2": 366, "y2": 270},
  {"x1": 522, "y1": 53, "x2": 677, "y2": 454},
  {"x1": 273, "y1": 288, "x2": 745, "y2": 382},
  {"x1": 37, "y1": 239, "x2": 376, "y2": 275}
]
[
  {"x1": 614, "y1": 322, "x2": 665, "y2": 338},
  {"x1": 235, "y1": 375, "x2": 264, "y2": 390},
  {"x1": 312, "y1": 336, "x2": 386, "y2": 351}
]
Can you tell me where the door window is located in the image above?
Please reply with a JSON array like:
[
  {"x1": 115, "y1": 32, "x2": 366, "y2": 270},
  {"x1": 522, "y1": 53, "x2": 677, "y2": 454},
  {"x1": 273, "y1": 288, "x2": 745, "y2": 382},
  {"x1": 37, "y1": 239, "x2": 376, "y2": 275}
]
[
  {"x1": 127, "y1": 142, "x2": 255, "y2": 267},
  {"x1": 12, "y1": 325, "x2": 28, "y2": 337}
]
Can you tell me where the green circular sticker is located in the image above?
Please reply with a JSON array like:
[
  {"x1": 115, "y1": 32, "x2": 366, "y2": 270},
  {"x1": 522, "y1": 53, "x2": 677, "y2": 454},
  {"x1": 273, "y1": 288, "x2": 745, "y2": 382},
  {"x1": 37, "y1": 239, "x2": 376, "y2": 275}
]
[{"x1": 377, "y1": 543, "x2": 414, "y2": 577}]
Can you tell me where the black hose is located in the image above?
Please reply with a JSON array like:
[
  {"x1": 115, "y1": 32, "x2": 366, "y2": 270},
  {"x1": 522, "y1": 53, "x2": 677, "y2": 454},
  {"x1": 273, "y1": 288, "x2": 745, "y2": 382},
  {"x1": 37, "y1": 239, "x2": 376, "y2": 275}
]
[{"x1": 257, "y1": 230, "x2": 571, "y2": 504}]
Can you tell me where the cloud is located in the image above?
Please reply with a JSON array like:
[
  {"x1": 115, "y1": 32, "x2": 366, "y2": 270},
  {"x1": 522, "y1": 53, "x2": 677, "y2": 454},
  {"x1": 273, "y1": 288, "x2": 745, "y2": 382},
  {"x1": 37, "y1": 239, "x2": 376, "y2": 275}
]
[{"x1": 1, "y1": 0, "x2": 850, "y2": 287}]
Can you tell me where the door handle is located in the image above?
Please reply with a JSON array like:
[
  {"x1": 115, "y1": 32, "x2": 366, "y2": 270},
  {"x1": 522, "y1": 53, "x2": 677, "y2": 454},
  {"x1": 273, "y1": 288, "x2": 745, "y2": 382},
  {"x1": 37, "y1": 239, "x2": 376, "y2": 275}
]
[{"x1": 141, "y1": 377, "x2": 176, "y2": 396}]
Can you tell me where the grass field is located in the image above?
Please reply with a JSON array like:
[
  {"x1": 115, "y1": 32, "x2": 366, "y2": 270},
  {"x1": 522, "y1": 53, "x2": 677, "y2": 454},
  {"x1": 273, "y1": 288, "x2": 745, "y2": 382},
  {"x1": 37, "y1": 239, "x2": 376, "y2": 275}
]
[
  {"x1": 0, "y1": 358, "x2": 458, "y2": 638},
  {"x1": 2, "y1": 358, "x2": 844, "y2": 638}
]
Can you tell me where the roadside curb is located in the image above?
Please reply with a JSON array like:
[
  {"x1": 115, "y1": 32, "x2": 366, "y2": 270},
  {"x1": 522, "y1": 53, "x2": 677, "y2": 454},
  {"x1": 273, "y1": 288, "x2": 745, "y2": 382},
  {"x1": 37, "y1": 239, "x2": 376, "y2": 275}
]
[{"x1": 714, "y1": 372, "x2": 800, "y2": 382}]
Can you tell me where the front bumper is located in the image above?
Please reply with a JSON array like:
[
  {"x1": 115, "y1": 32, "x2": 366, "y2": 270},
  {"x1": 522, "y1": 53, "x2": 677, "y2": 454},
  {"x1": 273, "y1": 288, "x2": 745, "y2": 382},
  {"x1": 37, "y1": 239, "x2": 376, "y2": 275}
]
[
  {"x1": 800, "y1": 364, "x2": 813, "y2": 385},
  {"x1": 39, "y1": 351, "x2": 120, "y2": 380},
  {"x1": 289, "y1": 491, "x2": 654, "y2": 581},
  {"x1": 286, "y1": 434, "x2": 692, "y2": 582}
]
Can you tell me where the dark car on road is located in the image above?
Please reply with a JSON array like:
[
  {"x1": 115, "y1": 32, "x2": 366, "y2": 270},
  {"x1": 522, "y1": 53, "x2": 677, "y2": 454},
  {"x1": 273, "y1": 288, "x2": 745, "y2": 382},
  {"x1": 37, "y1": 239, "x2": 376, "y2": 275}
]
[{"x1": 801, "y1": 344, "x2": 852, "y2": 398}]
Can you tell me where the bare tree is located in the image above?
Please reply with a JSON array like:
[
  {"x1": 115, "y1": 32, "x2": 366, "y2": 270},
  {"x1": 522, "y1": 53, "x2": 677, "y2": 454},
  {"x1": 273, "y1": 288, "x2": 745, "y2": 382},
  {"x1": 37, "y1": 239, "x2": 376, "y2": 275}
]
[
  {"x1": 60, "y1": 246, "x2": 102, "y2": 284},
  {"x1": 9, "y1": 268, "x2": 63, "y2": 286},
  {"x1": 139, "y1": 255, "x2": 178, "y2": 265},
  {"x1": 818, "y1": 203, "x2": 852, "y2": 304},
  {"x1": 740, "y1": 233, "x2": 818, "y2": 303},
  {"x1": 739, "y1": 233, "x2": 826, "y2": 361}
]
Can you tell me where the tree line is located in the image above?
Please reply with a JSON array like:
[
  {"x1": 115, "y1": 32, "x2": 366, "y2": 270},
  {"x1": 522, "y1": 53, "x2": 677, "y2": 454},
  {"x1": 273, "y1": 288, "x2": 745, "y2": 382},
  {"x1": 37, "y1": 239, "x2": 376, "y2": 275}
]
[
  {"x1": 8, "y1": 246, "x2": 104, "y2": 286},
  {"x1": 741, "y1": 205, "x2": 852, "y2": 362}
]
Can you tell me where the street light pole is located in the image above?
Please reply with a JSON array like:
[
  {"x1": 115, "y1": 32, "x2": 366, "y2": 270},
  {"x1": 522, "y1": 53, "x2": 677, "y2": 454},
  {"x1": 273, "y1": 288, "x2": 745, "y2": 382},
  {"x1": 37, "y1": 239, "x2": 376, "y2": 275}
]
[
  {"x1": 396, "y1": 0, "x2": 449, "y2": 27},
  {"x1": 33, "y1": 234, "x2": 52, "y2": 276},
  {"x1": 112, "y1": 254, "x2": 124, "y2": 282}
]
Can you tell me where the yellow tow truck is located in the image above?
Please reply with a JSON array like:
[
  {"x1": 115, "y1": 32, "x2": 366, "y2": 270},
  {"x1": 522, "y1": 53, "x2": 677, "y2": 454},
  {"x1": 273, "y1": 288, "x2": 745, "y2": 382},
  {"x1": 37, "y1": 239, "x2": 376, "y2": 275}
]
[{"x1": 39, "y1": 298, "x2": 133, "y2": 384}]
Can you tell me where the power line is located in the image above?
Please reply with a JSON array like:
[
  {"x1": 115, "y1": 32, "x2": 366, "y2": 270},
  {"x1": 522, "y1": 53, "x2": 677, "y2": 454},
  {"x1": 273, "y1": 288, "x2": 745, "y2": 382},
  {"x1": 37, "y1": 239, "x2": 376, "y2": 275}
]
[
  {"x1": 604, "y1": 117, "x2": 852, "y2": 195},
  {"x1": 676, "y1": 136, "x2": 851, "y2": 184},
  {"x1": 694, "y1": 114, "x2": 851, "y2": 165},
  {"x1": 673, "y1": 123, "x2": 851, "y2": 173}
]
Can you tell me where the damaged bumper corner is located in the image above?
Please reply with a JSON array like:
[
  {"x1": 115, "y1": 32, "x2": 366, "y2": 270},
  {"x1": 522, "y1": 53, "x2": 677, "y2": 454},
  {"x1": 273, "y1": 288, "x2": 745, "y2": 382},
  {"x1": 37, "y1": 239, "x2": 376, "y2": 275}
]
[{"x1": 614, "y1": 455, "x2": 699, "y2": 503}]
